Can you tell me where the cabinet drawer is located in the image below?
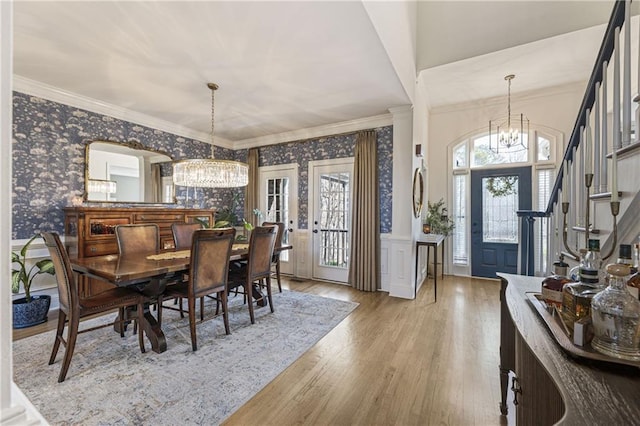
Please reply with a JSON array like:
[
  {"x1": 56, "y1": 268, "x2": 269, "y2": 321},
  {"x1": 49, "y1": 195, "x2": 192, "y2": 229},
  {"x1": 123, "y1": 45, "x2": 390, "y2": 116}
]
[
  {"x1": 84, "y1": 241, "x2": 118, "y2": 257},
  {"x1": 134, "y1": 213, "x2": 184, "y2": 223}
]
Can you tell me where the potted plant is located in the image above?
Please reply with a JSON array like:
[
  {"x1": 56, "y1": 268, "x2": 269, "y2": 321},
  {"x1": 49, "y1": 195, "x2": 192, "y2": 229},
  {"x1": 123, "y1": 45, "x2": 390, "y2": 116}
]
[
  {"x1": 12, "y1": 234, "x2": 56, "y2": 329},
  {"x1": 424, "y1": 198, "x2": 455, "y2": 236}
]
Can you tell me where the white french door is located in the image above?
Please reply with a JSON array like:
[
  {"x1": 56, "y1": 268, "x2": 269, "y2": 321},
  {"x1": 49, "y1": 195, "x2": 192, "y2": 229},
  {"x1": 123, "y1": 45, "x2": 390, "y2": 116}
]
[
  {"x1": 309, "y1": 158, "x2": 353, "y2": 283},
  {"x1": 259, "y1": 164, "x2": 298, "y2": 275}
]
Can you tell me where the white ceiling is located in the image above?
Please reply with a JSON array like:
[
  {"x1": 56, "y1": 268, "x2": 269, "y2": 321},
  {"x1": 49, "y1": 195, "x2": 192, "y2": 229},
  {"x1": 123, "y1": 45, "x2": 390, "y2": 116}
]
[{"x1": 12, "y1": 1, "x2": 623, "y2": 145}]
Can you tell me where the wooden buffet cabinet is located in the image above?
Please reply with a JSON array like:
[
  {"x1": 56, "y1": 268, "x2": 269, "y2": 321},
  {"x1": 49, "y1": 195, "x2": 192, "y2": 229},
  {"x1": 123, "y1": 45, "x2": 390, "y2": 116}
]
[
  {"x1": 499, "y1": 273, "x2": 640, "y2": 425},
  {"x1": 64, "y1": 206, "x2": 215, "y2": 297}
]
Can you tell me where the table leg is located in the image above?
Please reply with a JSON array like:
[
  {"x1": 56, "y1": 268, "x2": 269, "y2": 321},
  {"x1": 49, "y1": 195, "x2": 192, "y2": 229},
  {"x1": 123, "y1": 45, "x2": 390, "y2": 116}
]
[
  {"x1": 252, "y1": 283, "x2": 267, "y2": 307},
  {"x1": 139, "y1": 306, "x2": 167, "y2": 354},
  {"x1": 434, "y1": 244, "x2": 438, "y2": 303},
  {"x1": 414, "y1": 244, "x2": 420, "y2": 299}
]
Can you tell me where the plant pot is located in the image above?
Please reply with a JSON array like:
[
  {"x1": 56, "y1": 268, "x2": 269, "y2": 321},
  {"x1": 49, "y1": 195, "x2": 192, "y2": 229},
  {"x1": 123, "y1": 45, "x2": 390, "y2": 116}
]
[
  {"x1": 422, "y1": 224, "x2": 431, "y2": 234},
  {"x1": 13, "y1": 295, "x2": 51, "y2": 329}
]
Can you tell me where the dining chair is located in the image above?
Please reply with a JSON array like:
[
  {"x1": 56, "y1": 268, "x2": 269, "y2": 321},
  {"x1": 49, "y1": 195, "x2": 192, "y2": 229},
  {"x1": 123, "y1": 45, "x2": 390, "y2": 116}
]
[
  {"x1": 228, "y1": 225, "x2": 278, "y2": 324},
  {"x1": 42, "y1": 232, "x2": 147, "y2": 383},
  {"x1": 171, "y1": 222, "x2": 203, "y2": 250},
  {"x1": 262, "y1": 221, "x2": 285, "y2": 292},
  {"x1": 160, "y1": 228, "x2": 236, "y2": 351},
  {"x1": 115, "y1": 223, "x2": 160, "y2": 255}
]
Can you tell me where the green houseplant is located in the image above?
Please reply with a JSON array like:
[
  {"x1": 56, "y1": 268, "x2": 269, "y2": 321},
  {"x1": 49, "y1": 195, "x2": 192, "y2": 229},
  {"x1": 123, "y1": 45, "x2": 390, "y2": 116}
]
[
  {"x1": 424, "y1": 198, "x2": 455, "y2": 236},
  {"x1": 12, "y1": 234, "x2": 56, "y2": 328}
]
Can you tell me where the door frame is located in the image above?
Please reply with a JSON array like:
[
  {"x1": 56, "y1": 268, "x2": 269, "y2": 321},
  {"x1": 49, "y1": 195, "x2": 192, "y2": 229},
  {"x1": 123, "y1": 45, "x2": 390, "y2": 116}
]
[
  {"x1": 258, "y1": 163, "x2": 298, "y2": 276},
  {"x1": 308, "y1": 157, "x2": 354, "y2": 284}
]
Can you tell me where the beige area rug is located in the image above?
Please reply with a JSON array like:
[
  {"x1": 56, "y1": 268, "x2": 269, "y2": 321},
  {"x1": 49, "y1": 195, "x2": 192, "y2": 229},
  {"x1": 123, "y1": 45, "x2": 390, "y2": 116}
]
[{"x1": 13, "y1": 290, "x2": 358, "y2": 425}]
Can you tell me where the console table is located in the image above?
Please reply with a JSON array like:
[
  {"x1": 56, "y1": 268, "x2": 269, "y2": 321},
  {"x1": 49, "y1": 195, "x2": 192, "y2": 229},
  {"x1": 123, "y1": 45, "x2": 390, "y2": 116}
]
[
  {"x1": 414, "y1": 234, "x2": 445, "y2": 301},
  {"x1": 499, "y1": 273, "x2": 640, "y2": 425}
]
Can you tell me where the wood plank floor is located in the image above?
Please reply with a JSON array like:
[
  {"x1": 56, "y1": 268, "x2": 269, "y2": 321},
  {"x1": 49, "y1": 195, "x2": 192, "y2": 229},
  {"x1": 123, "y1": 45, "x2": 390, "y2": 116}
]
[{"x1": 14, "y1": 275, "x2": 510, "y2": 425}]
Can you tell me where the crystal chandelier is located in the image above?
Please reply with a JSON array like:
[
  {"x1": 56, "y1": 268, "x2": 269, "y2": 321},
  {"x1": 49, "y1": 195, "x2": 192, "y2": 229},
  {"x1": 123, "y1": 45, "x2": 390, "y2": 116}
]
[
  {"x1": 87, "y1": 178, "x2": 117, "y2": 194},
  {"x1": 173, "y1": 83, "x2": 248, "y2": 188},
  {"x1": 489, "y1": 74, "x2": 529, "y2": 153}
]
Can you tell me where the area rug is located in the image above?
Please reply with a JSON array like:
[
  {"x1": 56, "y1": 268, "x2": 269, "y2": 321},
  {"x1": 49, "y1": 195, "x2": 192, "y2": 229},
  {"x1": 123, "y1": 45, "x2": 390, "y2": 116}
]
[{"x1": 13, "y1": 290, "x2": 358, "y2": 425}]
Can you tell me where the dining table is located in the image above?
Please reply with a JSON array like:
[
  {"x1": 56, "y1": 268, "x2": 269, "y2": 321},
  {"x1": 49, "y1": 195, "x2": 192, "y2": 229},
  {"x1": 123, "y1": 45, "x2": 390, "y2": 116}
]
[{"x1": 69, "y1": 243, "x2": 292, "y2": 353}]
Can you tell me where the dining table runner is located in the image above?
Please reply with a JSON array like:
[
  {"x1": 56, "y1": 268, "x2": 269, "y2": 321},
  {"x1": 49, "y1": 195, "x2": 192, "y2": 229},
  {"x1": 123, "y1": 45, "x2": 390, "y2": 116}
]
[{"x1": 145, "y1": 243, "x2": 250, "y2": 261}]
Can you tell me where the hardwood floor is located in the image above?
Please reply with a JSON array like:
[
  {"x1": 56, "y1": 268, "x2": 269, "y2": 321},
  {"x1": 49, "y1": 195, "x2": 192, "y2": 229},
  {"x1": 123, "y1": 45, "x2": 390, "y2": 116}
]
[{"x1": 14, "y1": 275, "x2": 509, "y2": 425}]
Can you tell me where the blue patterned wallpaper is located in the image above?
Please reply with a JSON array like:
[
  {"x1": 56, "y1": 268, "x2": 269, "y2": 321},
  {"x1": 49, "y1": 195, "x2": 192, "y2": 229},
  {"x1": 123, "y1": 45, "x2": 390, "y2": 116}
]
[
  {"x1": 12, "y1": 91, "x2": 393, "y2": 238},
  {"x1": 12, "y1": 92, "x2": 234, "y2": 239}
]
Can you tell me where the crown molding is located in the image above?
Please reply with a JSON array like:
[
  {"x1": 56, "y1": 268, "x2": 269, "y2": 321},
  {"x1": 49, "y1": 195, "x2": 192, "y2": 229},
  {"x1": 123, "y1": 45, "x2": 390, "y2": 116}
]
[
  {"x1": 13, "y1": 75, "x2": 235, "y2": 149},
  {"x1": 234, "y1": 113, "x2": 393, "y2": 149}
]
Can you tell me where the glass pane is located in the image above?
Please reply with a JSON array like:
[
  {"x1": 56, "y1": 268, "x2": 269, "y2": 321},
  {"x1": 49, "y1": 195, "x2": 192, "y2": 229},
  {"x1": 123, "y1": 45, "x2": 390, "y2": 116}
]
[
  {"x1": 265, "y1": 177, "x2": 290, "y2": 261},
  {"x1": 319, "y1": 172, "x2": 350, "y2": 268},
  {"x1": 472, "y1": 134, "x2": 528, "y2": 167},
  {"x1": 453, "y1": 174, "x2": 467, "y2": 264},
  {"x1": 453, "y1": 143, "x2": 467, "y2": 168},
  {"x1": 482, "y1": 175, "x2": 519, "y2": 243},
  {"x1": 537, "y1": 136, "x2": 551, "y2": 161}
]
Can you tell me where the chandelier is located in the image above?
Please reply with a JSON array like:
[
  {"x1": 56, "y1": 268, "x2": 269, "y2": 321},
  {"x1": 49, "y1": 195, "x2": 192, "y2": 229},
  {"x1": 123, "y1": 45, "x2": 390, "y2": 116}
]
[
  {"x1": 87, "y1": 178, "x2": 117, "y2": 194},
  {"x1": 489, "y1": 74, "x2": 529, "y2": 153},
  {"x1": 173, "y1": 83, "x2": 248, "y2": 188}
]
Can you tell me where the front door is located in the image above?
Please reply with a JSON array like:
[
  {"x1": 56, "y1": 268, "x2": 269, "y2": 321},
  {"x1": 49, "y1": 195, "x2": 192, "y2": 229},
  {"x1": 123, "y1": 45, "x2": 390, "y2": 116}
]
[
  {"x1": 471, "y1": 166, "x2": 532, "y2": 278},
  {"x1": 309, "y1": 159, "x2": 353, "y2": 283}
]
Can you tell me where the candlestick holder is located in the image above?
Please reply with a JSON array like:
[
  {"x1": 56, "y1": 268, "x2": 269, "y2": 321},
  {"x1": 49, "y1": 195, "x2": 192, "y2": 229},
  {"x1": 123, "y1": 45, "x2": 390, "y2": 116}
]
[
  {"x1": 602, "y1": 201, "x2": 620, "y2": 261},
  {"x1": 584, "y1": 173, "x2": 594, "y2": 245},
  {"x1": 562, "y1": 201, "x2": 579, "y2": 259}
]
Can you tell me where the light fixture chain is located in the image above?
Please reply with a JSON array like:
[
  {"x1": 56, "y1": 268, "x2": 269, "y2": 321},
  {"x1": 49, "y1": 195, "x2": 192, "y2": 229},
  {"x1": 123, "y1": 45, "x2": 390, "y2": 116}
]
[{"x1": 211, "y1": 83, "x2": 216, "y2": 159}]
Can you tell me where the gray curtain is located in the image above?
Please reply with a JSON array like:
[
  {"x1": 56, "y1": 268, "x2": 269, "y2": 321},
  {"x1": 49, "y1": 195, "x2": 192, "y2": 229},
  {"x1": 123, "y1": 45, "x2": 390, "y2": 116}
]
[
  {"x1": 244, "y1": 148, "x2": 259, "y2": 227},
  {"x1": 151, "y1": 163, "x2": 162, "y2": 203},
  {"x1": 348, "y1": 130, "x2": 380, "y2": 291}
]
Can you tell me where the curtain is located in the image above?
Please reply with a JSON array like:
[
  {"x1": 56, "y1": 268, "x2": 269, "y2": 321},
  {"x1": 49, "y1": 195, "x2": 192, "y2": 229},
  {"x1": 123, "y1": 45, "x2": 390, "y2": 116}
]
[
  {"x1": 348, "y1": 130, "x2": 380, "y2": 292},
  {"x1": 150, "y1": 163, "x2": 162, "y2": 203},
  {"x1": 244, "y1": 148, "x2": 259, "y2": 227}
]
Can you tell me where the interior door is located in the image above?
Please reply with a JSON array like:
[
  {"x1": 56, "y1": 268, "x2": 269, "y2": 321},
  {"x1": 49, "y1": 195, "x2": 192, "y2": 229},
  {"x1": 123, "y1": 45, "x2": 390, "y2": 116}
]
[
  {"x1": 310, "y1": 159, "x2": 353, "y2": 283},
  {"x1": 259, "y1": 165, "x2": 298, "y2": 275},
  {"x1": 471, "y1": 166, "x2": 532, "y2": 278}
]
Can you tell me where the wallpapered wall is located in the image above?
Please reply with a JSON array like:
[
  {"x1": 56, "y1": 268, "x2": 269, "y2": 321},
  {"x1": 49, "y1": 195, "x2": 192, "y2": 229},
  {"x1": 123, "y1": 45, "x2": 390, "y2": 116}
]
[
  {"x1": 12, "y1": 92, "x2": 235, "y2": 239},
  {"x1": 12, "y1": 91, "x2": 393, "y2": 239},
  {"x1": 255, "y1": 127, "x2": 393, "y2": 233}
]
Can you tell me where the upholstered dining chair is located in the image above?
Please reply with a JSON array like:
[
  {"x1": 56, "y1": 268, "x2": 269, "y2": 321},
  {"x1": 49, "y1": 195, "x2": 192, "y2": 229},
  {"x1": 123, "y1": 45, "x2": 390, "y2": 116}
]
[
  {"x1": 160, "y1": 228, "x2": 236, "y2": 351},
  {"x1": 115, "y1": 223, "x2": 160, "y2": 255},
  {"x1": 171, "y1": 222, "x2": 202, "y2": 250},
  {"x1": 262, "y1": 221, "x2": 285, "y2": 292},
  {"x1": 42, "y1": 232, "x2": 147, "y2": 383},
  {"x1": 228, "y1": 225, "x2": 277, "y2": 324}
]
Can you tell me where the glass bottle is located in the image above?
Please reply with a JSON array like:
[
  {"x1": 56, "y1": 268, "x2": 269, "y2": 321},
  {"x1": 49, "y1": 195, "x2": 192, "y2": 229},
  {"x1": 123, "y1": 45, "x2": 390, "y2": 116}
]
[
  {"x1": 541, "y1": 254, "x2": 572, "y2": 309},
  {"x1": 561, "y1": 239, "x2": 605, "y2": 332},
  {"x1": 591, "y1": 264, "x2": 640, "y2": 360}
]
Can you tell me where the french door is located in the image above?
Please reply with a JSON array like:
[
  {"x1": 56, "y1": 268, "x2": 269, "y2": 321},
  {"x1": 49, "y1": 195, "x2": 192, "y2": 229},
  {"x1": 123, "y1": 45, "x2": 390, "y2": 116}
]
[
  {"x1": 309, "y1": 159, "x2": 353, "y2": 283},
  {"x1": 470, "y1": 166, "x2": 532, "y2": 278},
  {"x1": 259, "y1": 164, "x2": 298, "y2": 275}
]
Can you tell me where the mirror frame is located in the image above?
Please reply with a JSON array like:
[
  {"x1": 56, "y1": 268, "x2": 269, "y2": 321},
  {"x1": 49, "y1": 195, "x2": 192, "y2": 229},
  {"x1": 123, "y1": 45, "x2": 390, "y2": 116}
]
[
  {"x1": 412, "y1": 168, "x2": 423, "y2": 218},
  {"x1": 84, "y1": 140, "x2": 175, "y2": 204}
]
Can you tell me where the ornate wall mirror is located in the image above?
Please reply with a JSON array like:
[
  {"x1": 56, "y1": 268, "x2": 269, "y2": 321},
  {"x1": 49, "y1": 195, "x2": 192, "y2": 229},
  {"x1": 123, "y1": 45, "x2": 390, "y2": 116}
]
[
  {"x1": 85, "y1": 141, "x2": 175, "y2": 203},
  {"x1": 412, "y1": 168, "x2": 424, "y2": 218}
]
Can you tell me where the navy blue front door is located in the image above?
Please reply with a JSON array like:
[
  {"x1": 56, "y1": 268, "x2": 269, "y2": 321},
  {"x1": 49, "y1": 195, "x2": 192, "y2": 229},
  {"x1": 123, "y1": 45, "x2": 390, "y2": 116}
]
[{"x1": 470, "y1": 167, "x2": 532, "y2": 278}]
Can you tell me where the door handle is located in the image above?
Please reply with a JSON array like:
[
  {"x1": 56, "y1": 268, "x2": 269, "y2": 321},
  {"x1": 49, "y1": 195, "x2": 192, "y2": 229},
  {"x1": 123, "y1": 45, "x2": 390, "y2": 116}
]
[
  {"x1": 288, "y1": 228, "x2": 293, "y2": 233},
  {"x1": 313, "y1": 229, "x2": 318, "y2": 234}
]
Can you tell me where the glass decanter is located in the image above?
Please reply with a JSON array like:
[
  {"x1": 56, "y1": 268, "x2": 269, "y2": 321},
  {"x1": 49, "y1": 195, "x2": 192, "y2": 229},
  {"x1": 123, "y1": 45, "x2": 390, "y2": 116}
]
[{"x1": 590, "y1": 264, "x2": 640, "y2": 360}]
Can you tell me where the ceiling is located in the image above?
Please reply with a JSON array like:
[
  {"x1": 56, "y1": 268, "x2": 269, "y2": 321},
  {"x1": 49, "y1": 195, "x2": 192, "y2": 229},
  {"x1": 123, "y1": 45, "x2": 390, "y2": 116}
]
[{"x1": 13, "y1": 1, "x2": 620, "y2": 146}]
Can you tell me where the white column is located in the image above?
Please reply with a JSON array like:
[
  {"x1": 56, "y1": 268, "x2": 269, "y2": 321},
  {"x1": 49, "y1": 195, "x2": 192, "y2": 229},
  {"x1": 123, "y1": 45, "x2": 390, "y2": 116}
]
[
  {"x1": 622, "y1": 0, "x2": 631, "y2": 146},
  {"x1": 388, "y1": 105, "x2": 415, "y2": 299},
  {"x1": 594, "y1": 83, "x2": 601, "y2": 190},
  {"x1": 601, "y1": 61, "x2": 608, "y2": 193}
]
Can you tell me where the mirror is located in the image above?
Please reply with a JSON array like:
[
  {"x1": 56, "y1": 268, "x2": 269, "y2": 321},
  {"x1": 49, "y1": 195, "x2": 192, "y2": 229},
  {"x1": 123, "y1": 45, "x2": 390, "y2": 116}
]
[
  {"x1": 412, "y1": 168, "x2": 423, "y2": 218},
  {"x1": 85, "y1": 141, "x2": 175, "y2": 203}
]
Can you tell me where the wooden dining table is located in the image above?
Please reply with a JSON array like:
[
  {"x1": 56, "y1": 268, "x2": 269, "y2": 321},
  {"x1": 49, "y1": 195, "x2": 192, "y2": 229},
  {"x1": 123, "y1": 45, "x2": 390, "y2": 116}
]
[{"x1": 69, "y1": 244, "x2": 292, "y2": 353}]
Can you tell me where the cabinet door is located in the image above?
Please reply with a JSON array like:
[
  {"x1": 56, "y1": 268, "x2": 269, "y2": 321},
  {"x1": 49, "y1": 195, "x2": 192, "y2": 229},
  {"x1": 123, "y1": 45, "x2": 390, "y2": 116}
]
[{"x1": 515, "y1": 331, "x2": 565, "y2": 425}]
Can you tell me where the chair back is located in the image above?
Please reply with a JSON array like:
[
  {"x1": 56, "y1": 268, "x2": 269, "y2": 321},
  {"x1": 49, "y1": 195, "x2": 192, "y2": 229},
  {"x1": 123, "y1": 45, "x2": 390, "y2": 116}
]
[
  {"x1": 172, "y1": 222, "x2": 202, "y2": 250},
  {"x1": 262, "y1": 222, "x2": 285, "y2": 262},
  {"x1": 247, "y1": 225, "x2": 278, "y2": 282},
  {"x1": 115, "y1": 224, "x2": 160, "y2": 255},
  {"x1": 42, "y1": 232, "x2": 77, "y2": 316},
  {"x1": 189, "y1": 228, "x2": 236, "y2": 297}
]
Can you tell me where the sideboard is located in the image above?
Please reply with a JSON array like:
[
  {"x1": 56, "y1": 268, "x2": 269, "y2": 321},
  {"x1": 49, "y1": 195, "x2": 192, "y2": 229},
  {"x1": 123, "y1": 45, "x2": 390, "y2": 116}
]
[
  {"x1": 64, "y1": 206, "x2": 215, "y2": 296},
  {"x1": 499, "y1": 273, "x2": 640, "y2": 425}
]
